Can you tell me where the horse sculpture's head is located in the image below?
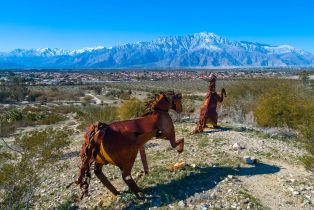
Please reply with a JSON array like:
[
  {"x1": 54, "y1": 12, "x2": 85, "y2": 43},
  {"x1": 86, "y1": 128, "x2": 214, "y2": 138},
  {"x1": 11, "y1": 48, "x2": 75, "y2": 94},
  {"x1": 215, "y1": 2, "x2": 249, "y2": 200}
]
[{"x1": 147, "y1": 91, "x2": 183, "y2": 113}]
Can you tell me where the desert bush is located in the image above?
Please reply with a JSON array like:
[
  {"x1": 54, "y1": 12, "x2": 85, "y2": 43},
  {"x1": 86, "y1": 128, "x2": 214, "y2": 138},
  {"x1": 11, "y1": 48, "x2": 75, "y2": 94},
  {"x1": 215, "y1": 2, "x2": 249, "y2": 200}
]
[
  {"x1": 76, "y1": 105, "x2": 118, "y2": 129},
  {"x1": 118, "y1": 98, "x2": 146, "y2": 120},
  {"x1": 254, "y1": 82, "x2": 314, "y2": 138},
  {"x1": 105, "y1": 89, "x2": 132, "y2": 100},
  {"x1": 299, "y1": 71, "x2": 310, "y2": 84},
  {"x1": 0, "y1": 78, "x2": 29, "y2": 102},
  {"x1": 82, "y1": 95, "x2": 93, "y2": 103},
  {"x1": 27, "y1": 87, "x2": 84, "y2": 102},
  {"x1": 254, "y1": 83, "x2": 306, "y2": 128},
  {"x1": 0, "y1": 107, "x2": 66, "y2": 136},
  {"x1": 27, "y1": 91, "x2": 43, "y2": 102},
  {"x1": 0, "y1": 87, "x2": 9, "y2": 102},
  {"x1": 219, "y1": 78, "x2": 314, "y2": 170},
  {"x1": 182, "y1": 97, "x2": 196, "y2": 114},
  {"x1": 0, "y1": 128, "x2": 72, "y2": 209},
  {"x1": 93, "y1": 86, "x2": 103, "y2": 95},
  {"x1": 220, "y1": 78, "x2": 309, "y2": 124},
  {"x1": 234, "y1": 79, "x2": 314, "y2": 170}
]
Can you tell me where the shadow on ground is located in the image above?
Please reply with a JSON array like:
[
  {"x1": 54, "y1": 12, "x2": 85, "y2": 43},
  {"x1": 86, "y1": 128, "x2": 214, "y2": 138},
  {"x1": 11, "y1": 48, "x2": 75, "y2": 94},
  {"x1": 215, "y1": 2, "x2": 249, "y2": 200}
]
[
  {"x1": 203, "y1": 126, "x2": 231, "y2": 134},
  {"x1": 124, "y1": 163, "x2": 280, "y2": 209},
  {"x1": 60, "y1": 150, "x2": 80, "y2": 160}
]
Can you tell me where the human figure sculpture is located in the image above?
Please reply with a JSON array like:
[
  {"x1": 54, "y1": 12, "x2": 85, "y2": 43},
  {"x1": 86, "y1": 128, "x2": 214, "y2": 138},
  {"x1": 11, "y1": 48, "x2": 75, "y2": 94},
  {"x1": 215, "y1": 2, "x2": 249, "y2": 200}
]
[{"x1": 192, "y1": 74, "x2": 226, "y2": 133}]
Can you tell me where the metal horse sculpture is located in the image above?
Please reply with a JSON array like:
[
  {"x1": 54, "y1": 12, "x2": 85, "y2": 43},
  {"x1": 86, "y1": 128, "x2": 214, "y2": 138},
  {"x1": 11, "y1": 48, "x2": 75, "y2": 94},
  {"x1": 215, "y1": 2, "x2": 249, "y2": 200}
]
[
  {"x1": 192, "y1": 74, "x2": 226, "y2": 133},
  {"x1": 75, "y1": 92, "x2": 184, "y2": 199}
]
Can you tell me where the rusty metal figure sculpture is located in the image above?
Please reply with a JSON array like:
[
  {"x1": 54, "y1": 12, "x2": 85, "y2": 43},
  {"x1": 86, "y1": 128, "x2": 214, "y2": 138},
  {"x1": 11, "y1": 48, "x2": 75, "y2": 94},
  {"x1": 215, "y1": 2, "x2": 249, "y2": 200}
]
[
  {"x1": 75, "y1": 91, "x2": 184, "y2": 199},
  {"x1": 192, "y1": 74, "x2": 226, "y2": 133}
]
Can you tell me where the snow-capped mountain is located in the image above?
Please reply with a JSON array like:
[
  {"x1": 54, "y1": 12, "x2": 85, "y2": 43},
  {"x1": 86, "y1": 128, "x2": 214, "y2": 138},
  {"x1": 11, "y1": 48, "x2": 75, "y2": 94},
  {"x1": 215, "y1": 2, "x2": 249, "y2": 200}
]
[{"x1": 0, "y1": 32, "x2": 313, "y2": 69}]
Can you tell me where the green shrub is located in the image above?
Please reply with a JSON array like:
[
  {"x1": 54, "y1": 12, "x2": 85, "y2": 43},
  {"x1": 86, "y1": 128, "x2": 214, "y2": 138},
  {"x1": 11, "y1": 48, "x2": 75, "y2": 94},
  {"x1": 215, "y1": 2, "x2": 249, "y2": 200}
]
[
  {"x1": 118, "y1": 98, "x2": 146, "y2": 120},
  {"x1": 182, "y1": 96, "x2": 196, "y2": 116},
  {"x1": 0, "y1": 107, "x2": 66, "y2": 136},
  {"x1": 253, "y1": 81, "x2": 314, "y2": 170},
  {"x1": 76, "y1": 105, "x2": 118, "y2": 129},
  {"x1": 254, "y1": 83, "x2": 314, "y2": 133},
  {"x1": 221, "y1": 78, "x2": 314, "y2": 170},
  {"x1": 0, "y1": 128, "x2": 72, "y2": 209},
  {"x1": 105, "y1": 89, "x2": 132, "y2": 100},
  {"x1": 27, "y1": 87, "x2": 84, "y2": 102},
  {"x1": 82, "y1": 95, "x2": 93, "y2": 103},
  {"x1": 255, "y1": 84, "x2": 300, "y2": 128},
  {"x1": 299, "y1": 155, "x2": 314, "y2": 171}
]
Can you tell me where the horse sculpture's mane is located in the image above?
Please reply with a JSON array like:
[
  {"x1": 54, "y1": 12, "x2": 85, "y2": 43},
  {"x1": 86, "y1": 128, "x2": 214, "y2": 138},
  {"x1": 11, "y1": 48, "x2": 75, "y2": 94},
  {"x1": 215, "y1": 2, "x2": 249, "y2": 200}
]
[
  {"x1": 143, "y1": 91, "x2": 179, "y2": 116},
  {"x1": 146, "y1": 92, "x2": 167, "y2": 107}
]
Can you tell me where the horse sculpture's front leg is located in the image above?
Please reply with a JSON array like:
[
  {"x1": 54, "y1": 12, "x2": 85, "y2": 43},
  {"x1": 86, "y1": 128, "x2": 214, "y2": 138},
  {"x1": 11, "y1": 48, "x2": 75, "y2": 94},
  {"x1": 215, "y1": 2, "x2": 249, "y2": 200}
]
[
  {"x1": 94, "y1": 163, "x2": 119, "y2": 195},
  {"x1": 164, "y1": 127, "x2": 184, "y2": 153}
]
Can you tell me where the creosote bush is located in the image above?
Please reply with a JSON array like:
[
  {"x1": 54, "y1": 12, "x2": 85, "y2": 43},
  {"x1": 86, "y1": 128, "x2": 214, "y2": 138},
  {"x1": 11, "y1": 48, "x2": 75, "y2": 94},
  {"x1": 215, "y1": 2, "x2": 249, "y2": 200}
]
[
  {"x1": 76, "y1": 105, "x2": 118, "y2": 129},
  {"x1": 0, "y1": 128, "x2": 72, "y2": 209},
  {"x1": 254, "y1": 83, "x2": 311, "y2": 128},
  {"x1": 222, "y1": 78, "x2": 314, "y2": 171},
  {"x1": 76, "y1": 97, "x2": 146, "y2": 129},
  {"x1": 0, "y1": 107, "x2": 66, "y2": 137},
  {"x1": 118, "y1": 98, "x2": 146, "y2": 120}
]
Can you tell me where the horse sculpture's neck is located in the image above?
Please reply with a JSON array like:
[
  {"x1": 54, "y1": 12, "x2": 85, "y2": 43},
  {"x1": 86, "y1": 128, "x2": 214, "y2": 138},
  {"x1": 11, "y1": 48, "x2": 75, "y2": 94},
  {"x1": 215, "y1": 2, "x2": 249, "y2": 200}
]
[{"x1": 135, "y1": 111, "x2": 167, "y2": 148}]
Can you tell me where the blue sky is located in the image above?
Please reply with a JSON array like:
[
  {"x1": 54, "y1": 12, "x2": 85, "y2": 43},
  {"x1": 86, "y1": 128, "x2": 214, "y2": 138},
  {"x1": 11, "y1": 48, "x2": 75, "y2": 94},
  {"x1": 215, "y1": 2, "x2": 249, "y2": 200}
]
[{"x1": 0, "y1": 0, "x2": 313, "y2": 52}]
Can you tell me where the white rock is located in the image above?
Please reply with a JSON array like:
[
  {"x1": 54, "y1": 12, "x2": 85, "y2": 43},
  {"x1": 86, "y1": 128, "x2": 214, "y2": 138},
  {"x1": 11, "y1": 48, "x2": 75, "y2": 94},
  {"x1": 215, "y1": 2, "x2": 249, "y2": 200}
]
[
  {"x1": 288, "y1": 187, "x2": 294, "y2": 192},
  {"x1": 178, "y1": 200, "x2": 185, "y2": 207},
  {"x1": 210, "y1": 193, "x2": 217, "y2": 199},
  {"x1": 244, "y1": 156, "x2": 256, "y2": 164},
  {"x1": 232, "y1": 143, "x2": 245, "y2": 150},
  {"x1": 293, "y1": 191, "x2": 300, "y2": 196},
  {"x1": 231, "y1": 203, "x2": 237, "y2": 208},
  {"x1": 199, "y1": 203, "x2": 209, "y2": 210}
]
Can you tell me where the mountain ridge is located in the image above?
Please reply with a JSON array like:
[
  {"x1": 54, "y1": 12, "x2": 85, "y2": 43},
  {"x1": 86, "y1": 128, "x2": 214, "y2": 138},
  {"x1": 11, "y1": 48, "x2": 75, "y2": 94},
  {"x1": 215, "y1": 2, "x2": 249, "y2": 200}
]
[{"x1": 1, "y1": 32, "x2": 313, "y2": 69}]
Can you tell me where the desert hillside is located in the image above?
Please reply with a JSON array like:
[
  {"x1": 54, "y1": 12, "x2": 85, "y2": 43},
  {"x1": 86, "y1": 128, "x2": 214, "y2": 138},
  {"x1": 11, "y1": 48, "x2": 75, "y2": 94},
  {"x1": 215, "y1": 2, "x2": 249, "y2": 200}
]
[{"x1": 1, "y1": 74, "x2": 313, "y2": 210}]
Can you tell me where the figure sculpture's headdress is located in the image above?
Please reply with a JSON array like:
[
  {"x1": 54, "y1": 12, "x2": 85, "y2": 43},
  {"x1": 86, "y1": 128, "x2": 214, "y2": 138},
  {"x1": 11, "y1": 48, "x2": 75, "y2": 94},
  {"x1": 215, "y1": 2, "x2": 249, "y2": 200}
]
[{"x1": 208, "y1": 74, "x2": 217, "y2": 91}]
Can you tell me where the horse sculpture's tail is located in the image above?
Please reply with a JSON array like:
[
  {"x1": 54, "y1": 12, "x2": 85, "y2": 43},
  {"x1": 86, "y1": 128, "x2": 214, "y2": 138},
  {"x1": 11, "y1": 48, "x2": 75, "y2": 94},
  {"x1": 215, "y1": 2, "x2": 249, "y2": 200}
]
[{"x1": 76, "y1": 122, "x2": 107, "y2": 199}]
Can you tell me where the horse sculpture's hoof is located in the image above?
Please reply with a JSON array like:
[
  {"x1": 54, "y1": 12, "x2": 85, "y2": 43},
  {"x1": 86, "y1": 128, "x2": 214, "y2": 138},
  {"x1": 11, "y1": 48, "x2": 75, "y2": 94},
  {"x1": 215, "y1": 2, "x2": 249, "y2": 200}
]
[
  {"x1": 176, "y1": 138, "x2": 184, "y2": 153},
  {"x1": 177, "y1": 148, "x2": 183, "y2": 153}
]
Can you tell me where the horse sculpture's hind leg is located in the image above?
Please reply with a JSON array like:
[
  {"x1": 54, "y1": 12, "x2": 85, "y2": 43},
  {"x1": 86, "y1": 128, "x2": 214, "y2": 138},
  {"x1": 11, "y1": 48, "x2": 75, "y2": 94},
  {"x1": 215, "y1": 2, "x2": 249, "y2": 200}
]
[
  {"x1": 175, "y1": 138, "x2": 184, "y2": 153},
  {"x1": 94, "y1": 163, "x2": 119, "y2": 195},
  {"x1": 139, "y1": 146, "x2": 149, "y2": 174},
  {"x1": 121, "y1": 160, "x2": 142, "y2": 198}
]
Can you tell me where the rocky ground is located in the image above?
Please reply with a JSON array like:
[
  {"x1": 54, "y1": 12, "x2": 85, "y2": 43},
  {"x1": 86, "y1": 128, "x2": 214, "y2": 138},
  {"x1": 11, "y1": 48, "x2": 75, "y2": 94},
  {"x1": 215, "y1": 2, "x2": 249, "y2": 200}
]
[{"x1": 27, "y1": 118, "x2": 314, "y2": 210}]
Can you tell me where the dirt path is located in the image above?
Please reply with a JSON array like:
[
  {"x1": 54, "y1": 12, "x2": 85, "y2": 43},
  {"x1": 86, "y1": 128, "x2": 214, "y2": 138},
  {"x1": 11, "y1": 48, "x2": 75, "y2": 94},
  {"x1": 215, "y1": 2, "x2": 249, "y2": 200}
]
[
  {"x1": 240, "y1": 162, "x2": 305, "y2": 210},
  {"x1": 85, "y1": 93, "x2": 102, "y2": 104},
  {"x1": 204, "y1": 126, "x2": 314, "y2": 210}
]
